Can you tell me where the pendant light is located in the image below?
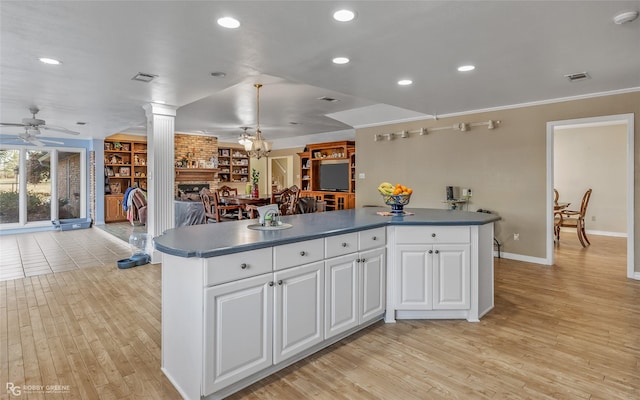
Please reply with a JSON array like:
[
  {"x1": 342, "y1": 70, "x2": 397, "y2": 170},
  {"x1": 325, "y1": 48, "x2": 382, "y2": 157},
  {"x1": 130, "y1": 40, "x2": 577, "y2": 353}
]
[{"x1": 244, "y1": 83, "x2": 272, "y2": 159}]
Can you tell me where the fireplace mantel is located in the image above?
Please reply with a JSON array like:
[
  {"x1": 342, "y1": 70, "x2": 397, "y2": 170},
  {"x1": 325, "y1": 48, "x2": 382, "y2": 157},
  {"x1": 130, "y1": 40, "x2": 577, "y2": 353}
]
[{"x1": 175, "y1": 168, "x2": 218, "y2": 182}]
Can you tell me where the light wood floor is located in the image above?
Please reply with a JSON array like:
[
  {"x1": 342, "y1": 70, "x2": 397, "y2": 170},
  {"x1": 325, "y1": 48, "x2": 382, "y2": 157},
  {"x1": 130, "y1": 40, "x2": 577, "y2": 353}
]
[{"x1": 1, "y1": 235, "x2": 637, "y2": 399}]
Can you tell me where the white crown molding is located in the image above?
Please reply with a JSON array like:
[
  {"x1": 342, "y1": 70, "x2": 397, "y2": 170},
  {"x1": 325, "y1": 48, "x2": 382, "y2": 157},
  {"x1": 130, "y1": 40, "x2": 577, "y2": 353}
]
[{"x1": 353, "y1": 87, "x2": 640, "y2": 129}]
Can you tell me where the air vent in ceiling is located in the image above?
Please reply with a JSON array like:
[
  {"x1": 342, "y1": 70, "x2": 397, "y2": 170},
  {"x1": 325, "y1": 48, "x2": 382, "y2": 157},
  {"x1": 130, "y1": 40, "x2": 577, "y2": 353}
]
[
  {"x1": 564, "y1": 72, "x2": 590, "y2": 82},
  {"x1": 131, "y1": 72, "x2": 158, "y2": 83},
  {"x1": 76, "y1": 121, "x2": 87, "y2": 125},
  {"x1": 317, "y1": 96, "x2": 339, "y2": 102}
]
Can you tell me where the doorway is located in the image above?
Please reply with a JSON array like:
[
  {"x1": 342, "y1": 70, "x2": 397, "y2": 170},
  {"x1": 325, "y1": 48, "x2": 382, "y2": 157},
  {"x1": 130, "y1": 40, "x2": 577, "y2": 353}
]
[
  {"x1": 268, "y1": 156, "x2": 293, "y2": 194},
  {"x1": 546, "y1": 114, "x2": 634, "y2": 278}
]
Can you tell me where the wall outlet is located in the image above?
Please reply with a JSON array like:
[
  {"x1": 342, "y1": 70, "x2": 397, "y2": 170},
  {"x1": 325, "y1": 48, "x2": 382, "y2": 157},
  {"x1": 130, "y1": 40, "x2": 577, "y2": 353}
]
[
  {"x1": 513, "y1": 233, "x2": 520, "y2": 241},
  {"x1": 359, "y1": 173, "x2": 366, "y2": 179},
  {"x1": 591, "y1": 216, "x2": 596, "y2": 221}
]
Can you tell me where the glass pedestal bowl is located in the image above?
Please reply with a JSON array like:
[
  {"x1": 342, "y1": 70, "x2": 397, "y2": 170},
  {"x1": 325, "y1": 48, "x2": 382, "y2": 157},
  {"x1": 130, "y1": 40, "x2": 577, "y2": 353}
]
[{"x1": 381, "y1": 193, "x2": 411, "y2": 215}]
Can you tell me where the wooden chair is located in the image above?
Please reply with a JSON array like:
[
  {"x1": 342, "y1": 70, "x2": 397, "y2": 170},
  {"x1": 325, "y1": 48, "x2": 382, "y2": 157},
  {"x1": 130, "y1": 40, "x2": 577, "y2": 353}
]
[
  {"x1": 274, "y1": 187, "x2": 300, "y2": 216},
  {"x1": 558, "y1": 188, "x2": 592, "y2": 247},
  {"x1": 200, "y1": 188, "x2": 240, "y2": 223},
  {"x1": 218, "y1": 185, "x2": 238, "y2": 197}
]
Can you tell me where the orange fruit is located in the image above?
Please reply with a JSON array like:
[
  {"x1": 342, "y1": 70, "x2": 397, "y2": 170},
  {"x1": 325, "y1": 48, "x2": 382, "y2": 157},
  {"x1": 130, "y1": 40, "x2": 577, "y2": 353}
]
[{"x1": 407, "y1": 188, "x2": 413, "y2": 194}]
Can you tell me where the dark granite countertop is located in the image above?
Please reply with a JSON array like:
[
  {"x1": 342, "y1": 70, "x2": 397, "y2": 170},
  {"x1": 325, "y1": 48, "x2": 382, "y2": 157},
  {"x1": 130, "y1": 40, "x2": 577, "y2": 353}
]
[{"x1": 154, "y1": 207, "x2": 500, "y2": 258}]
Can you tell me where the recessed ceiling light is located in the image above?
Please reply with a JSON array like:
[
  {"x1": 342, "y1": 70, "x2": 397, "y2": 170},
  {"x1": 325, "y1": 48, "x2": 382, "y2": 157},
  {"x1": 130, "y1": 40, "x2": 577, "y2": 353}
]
[
  {"x1": 457, "y1": 65, "x2": 475, "y2": 72},
  {"x1": 397, "y1": 79, "x2": 413, "y2": 86},
  {"x1": 613, "y1": 11, "x2": 639, "y2": 24},
  {"x1": 217, "y1": 17, "x2": 240, "y2": 29},
  {"x1": 332, "y1": 57, "x2": 350, "y2": 64},
  {"x1": 333, "y1": 9, "x2": 355, "y2": 22},
  {"x1": 39, "y1": 57, "x2": 61, "y2": 65},
  {"x1": 210, "y1": 71, "x2": 227, "y2": 78}
]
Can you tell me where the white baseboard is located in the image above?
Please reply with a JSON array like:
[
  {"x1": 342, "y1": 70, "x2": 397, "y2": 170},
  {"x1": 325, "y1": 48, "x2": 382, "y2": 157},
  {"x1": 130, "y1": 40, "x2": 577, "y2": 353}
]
[
  {"x1": 495, "y1": 251, "x2": 549, "y2": 266},
  {"x1": 559, "y1": 227, "x2": 627, "y2": 238},
  {"x1": 633, "y1": 271, "x2": 640, "y2": 280}
]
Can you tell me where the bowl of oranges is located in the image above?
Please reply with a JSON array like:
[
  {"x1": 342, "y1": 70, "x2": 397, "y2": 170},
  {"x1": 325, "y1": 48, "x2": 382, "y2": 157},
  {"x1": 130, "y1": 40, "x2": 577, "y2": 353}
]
[{"x1": 378, "y1": 182, "x2": 413, "y2": 214}]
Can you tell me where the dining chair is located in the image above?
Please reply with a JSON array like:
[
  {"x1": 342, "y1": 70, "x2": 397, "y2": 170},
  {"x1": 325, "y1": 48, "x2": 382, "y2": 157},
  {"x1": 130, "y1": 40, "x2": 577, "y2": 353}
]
[
  {"x1": 558, "y1": 188, "x2": 592, "y2": 247},
  {"x1": 200, "y1": 188, "x2": 239, "y2": 223},
  {"x1": 274, "y1": 187, "x2": 299, "y2": 216},
  {"x1": 553, "y1": 188, "x2": 561, "y2": 241},
  {"x1": 218, "y1": 185, "x2": 238, "y2": 197}
]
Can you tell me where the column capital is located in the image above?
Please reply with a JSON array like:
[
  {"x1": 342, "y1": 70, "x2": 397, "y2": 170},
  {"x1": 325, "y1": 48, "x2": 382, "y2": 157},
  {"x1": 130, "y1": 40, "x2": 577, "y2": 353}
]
[{"x1": 143, "y1": 103, "x2": 177, "y2": 118}]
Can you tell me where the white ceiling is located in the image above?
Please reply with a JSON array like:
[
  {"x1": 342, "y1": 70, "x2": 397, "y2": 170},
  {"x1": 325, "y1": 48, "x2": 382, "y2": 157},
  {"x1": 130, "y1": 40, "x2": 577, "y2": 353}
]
[{"x1": 1, "y1": 1, "x2": 639, "y2": 146}]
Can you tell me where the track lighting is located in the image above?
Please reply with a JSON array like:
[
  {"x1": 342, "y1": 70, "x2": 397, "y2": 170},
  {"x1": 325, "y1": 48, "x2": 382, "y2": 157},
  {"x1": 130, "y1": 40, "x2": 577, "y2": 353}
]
[{"x1": 373, "y1": 120, "x2": 501, "y2": 141}]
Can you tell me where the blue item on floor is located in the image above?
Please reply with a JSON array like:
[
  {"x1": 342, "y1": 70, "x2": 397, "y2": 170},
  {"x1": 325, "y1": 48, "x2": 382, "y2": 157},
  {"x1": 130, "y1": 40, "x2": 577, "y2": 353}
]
[
  {"x1": 52, "y1": 218, "x2": 92, "y2": 231},
  {"x1": 117, "y1": 253, "x2": 150, "y2": 269}
]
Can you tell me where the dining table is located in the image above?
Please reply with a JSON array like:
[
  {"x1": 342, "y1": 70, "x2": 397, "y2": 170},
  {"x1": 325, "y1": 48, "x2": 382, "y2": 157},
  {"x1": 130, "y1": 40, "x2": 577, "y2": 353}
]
[{"x1": 220, "y1": 195, "x2": 271, "y2": 219}]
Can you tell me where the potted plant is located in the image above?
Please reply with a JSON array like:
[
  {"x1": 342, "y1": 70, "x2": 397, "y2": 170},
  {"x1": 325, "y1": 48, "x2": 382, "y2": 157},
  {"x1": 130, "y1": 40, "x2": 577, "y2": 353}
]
[{"x1": 251, "y1": 168, "x2": 260, "y2": 198}]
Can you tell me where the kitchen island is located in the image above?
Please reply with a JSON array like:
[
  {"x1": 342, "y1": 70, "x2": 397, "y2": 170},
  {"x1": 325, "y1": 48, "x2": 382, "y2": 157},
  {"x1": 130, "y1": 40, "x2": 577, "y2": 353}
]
[{"x1": 155, "y1": 207, "x2": 499, "y2": 400}]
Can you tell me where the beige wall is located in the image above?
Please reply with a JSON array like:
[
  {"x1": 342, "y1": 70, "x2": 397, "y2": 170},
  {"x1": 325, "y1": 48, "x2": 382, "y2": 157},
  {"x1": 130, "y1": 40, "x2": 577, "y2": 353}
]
[
  {"x1": 355, "y1": 91, "x2": 639, "y2": 271},
  {"x1": 554, "y1": 124, "x2": 626, "y2": 234}
]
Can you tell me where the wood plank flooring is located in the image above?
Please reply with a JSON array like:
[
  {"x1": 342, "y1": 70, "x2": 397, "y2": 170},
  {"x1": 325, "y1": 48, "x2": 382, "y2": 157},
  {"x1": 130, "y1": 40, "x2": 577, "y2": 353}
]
[{"x1": 1, "y1": 234, "x2": 638, "y2": 399}]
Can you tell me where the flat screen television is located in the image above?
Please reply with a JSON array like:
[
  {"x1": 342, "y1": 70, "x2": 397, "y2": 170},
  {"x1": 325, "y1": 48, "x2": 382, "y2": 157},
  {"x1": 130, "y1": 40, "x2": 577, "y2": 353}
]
[{"x1": 319, "y1": 162, "x2": 349, "y2": 192}]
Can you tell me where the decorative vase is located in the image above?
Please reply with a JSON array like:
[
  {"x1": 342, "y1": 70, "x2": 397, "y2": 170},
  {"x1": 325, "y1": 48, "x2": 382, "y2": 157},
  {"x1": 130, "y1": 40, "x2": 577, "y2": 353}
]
[
  {"x1": 246, "y1": 183, "x2": 252, "y2": 195},
  {"x1": 251, "y1": 183, "x2": 259, "y2": 198}
]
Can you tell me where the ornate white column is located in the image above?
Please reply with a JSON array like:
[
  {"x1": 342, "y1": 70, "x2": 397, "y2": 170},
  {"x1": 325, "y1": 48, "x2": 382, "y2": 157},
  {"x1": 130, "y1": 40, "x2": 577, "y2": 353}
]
[{"x1": 143, "y1": 103, "x2": 177, "y2": 263}]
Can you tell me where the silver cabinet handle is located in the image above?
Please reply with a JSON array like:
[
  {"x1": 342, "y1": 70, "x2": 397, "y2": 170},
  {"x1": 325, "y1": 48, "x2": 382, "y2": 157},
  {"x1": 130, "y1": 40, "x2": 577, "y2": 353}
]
[
  {"x1": 240, "y1": 263, "x2": 248, "y2": 269},
  {"x1": 300, "y1": 251, "x2": 306, "y2": 256},
  {"x1": 278, "y1": 280, "x2": 283, "y2": 285},
  {"x1": 356, "y1": 258, "x2": 361, "y2": 263},
  {"x1": 361, "y1": 258, "x2": 366, "y2": 263},
  {"x1": 428, "y1": 250, "x2": 433, "y2": 254},
  {"x1": 269, "y1": 281, "x2": 274, "y2": 287},
  {"x1": 372, "y1": 236, "x2": 377, "y2": 240},
  {"x1": 342, "y1": 242, "x2": 348, "y2": 247},
  {"x1": 435, "y1": 250, "x2": 439, "y2": 254},
  {"x1": 431, "y1": 233, "x2": 436, "y2": 237}
]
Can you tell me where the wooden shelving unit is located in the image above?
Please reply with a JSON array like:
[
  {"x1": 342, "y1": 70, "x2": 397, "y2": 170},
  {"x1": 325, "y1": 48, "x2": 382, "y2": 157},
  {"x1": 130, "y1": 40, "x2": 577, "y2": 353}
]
[
  {"x1": 298, "y1": 140, "x2": 356, "y2": 211},
  {"x1": 218, "y1": 146, "x2": 250, "y2": 183},
  {"x1": 104, "y1": 138, "x2": 147, "y2": 222}
]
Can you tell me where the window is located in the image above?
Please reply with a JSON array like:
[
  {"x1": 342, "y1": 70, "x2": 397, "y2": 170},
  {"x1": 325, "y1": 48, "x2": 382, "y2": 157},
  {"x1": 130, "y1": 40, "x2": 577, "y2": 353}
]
[{"x1": 0, "y1": 146, "x2": 86, "y2": 229}]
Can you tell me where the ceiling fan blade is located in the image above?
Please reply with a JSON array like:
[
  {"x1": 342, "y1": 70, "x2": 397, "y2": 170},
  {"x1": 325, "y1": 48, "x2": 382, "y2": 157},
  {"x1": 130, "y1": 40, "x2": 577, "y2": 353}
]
[
  {"x1": 40, "y1": 139, "x2": 64, "y2": 145},
  {"x1": 24, "y1": 138, "x2": 45, "y2": 146},
  {"x1": 41, "y1": 125, "x2": 80, "y2": 135},
  {"x1": 0, "y1": 122, "x2": 27, "y2": 127}
]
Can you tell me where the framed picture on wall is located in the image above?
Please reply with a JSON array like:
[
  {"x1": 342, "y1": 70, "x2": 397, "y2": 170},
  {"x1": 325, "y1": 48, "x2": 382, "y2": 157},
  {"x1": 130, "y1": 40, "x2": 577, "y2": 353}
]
[{"x1": 109, "y1": 182, "x2": 121, "y2": 194}]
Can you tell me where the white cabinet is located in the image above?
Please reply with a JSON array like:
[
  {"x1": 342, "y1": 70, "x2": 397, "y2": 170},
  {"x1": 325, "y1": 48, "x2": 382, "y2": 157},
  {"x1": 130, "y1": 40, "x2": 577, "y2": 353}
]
[
  {"x1": 273, "y1": 261, "x2": 324, "y2": 364},
  {"x1": 432, "y1": 244, "x2": 470, "y2": 310},
  {"x1": 324, "y1": 254, "x2": 359, "y2": 338},
  {"x1": 394, "y1": 243, "x2": 469, "y2": 311},
  {"x1": 324, "y1": 229, "x2": 386, "y2": 340},
  {"x1": 359, "y1": 247, "x2": 386, "y2": 323},
  {"x1": 391, "y1": 226, "x2": 471, "y2": 320},
  {"x1": 203, "y1": 273, "x2": 273, "y2": 395}
]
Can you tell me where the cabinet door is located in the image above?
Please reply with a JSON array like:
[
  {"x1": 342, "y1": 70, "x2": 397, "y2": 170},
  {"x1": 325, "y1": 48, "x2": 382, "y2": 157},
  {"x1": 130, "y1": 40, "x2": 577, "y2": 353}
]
[
  {"x1": 273, "y1": 261, "x2": 324, "y2": 364},
  {"x1": 433, "y1": 244, "x2": 470, "y2": 310},
  {"x1": 324, "y1": 254, "x2": 358, "y2": 339},
  {"x1": 359, "y1": 248, "x2": 385, "y2": 323},
  {"x1": 203, "y1": 274, "x2": 273, "y2": 396},
  {"x1": 395, "y1": 245, "x2": 432, "y2": 310},
  {"x1": 105, "y1": 196, "x2": 125, "y2": 222}
]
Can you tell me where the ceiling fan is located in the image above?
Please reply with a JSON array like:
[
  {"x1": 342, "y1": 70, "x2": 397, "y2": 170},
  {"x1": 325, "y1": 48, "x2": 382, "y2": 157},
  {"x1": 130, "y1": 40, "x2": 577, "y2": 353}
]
[{"x1": 0, "y1": 106, "x2": 80, "y2": 145}]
